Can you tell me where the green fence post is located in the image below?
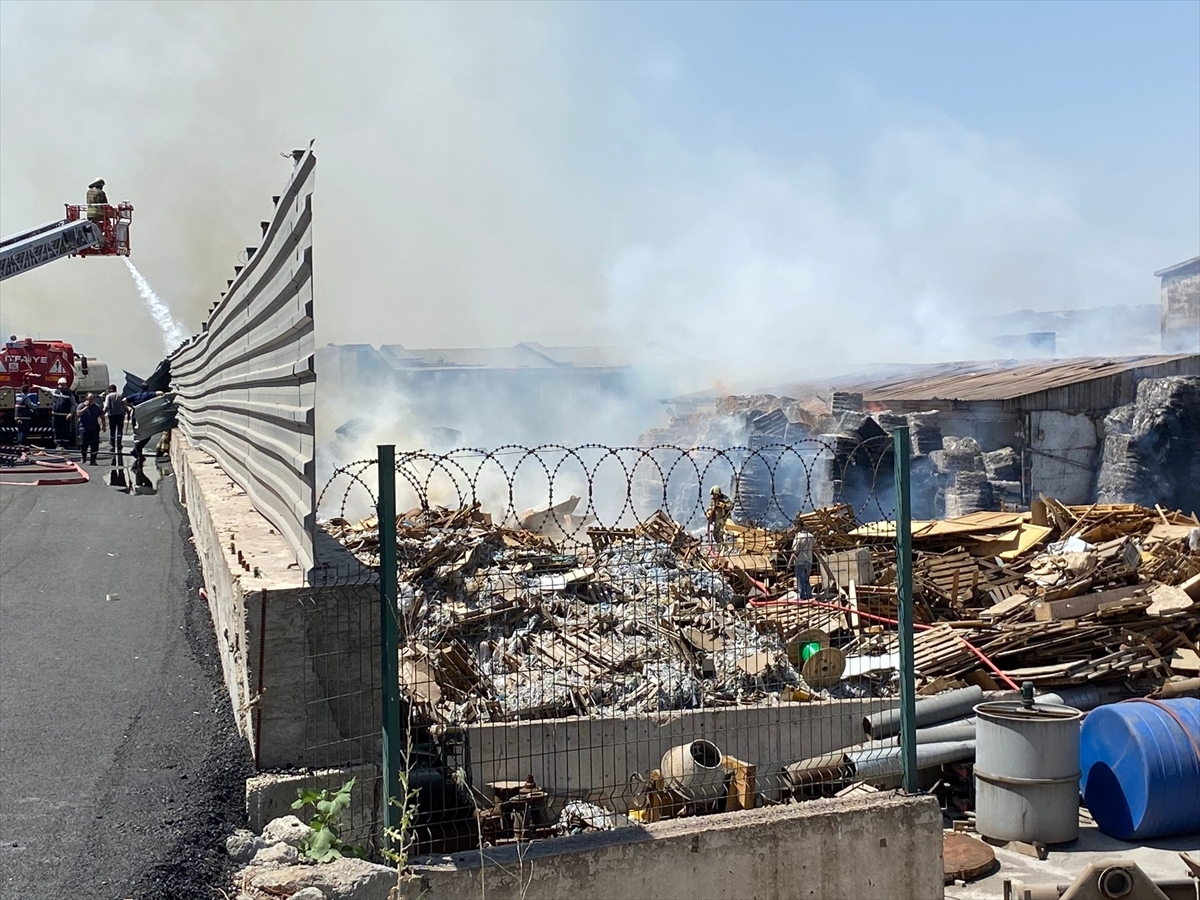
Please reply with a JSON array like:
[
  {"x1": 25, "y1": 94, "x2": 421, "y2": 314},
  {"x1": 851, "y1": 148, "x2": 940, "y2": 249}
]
[
  {"x1": 377, "y1": 445, "x2": 402, "y2": 852},
  {"x1": 893, "y1": 427, "x2": 919, "y2": 793}
]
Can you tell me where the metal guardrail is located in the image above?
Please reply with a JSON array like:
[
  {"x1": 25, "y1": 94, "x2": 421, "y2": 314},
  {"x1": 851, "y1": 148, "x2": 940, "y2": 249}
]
[{"x1": 171, "y1": 148, "x2": 317, "y2": 574}]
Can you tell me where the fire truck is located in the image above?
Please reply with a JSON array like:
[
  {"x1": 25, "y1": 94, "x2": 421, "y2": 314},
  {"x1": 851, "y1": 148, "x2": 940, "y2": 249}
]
[
  {"x1": 0, "y1": 339, "x2": 112, "y2": 444},
  {"x1": 0, "y1": 200, "x2": 131, "y2": 444}
]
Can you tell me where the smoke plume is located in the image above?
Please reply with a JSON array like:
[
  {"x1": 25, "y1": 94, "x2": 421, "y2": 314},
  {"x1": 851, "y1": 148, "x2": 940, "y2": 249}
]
[{"x1": 2, "y1": 2, "x2": 1195, "y2": 398}]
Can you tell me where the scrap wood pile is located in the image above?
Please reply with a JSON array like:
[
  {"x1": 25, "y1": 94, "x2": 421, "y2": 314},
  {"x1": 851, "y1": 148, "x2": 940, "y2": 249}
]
[
  {"x1": 326, "y1": 504, "x2": 816, "y2": 724},
  {"x1": 324, "y1": 495, "x2": 1200, "y2": 724},
  {"x1": 756, "y1": 499, "x2": 1200, "y2": 690},
  {"x1": 899, "y1": 500, "x2": 1200, "y2": 688}
]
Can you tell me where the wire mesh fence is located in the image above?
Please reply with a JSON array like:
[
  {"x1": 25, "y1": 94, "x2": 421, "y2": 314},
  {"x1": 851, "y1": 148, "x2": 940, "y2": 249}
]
[
  {"x1": 315, "y1": 438, "x2": 916, "y2": 858},
  {"x1": 293, "y1": 574, "x2": 384, "y2": 852}
]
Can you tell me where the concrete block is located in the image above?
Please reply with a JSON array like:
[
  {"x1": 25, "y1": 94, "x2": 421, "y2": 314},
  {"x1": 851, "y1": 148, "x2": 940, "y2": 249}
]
[
  {"x1": 413, "y1": 793, "x2": 944, "y2": 900},
  {"x1": 172, "y1": 432, "x2": 381, "y2": 770},
  {"x1": 247, "y1": 765, "x2": 381, "y2": 848},
  {"x1": 249, "y1": 858, "x2": 395, "y2": 900}
]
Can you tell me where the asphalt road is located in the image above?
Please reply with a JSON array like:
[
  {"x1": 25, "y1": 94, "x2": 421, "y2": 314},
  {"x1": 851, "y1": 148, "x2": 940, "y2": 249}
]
[{"x1": 0, "y1": 456, "x2": 249, "y2": 900}]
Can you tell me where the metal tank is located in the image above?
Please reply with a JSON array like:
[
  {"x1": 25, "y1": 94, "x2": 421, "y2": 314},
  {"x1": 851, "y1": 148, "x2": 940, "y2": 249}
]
[
  {"x1": 974, "y1": 699, "x2": 1083, "y2": 844},
  {"x1": 73, "y1": 357, "x2": 112, "y2": 398}
]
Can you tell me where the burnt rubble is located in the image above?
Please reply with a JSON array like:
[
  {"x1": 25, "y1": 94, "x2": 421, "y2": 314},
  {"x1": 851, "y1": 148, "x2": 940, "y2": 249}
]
[{"x1": 324, "y1": 497, "x2": 1200, "y2": 726}]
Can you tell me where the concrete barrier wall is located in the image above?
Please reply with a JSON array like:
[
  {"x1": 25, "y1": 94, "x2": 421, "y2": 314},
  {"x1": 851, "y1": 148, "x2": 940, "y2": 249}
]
[
  {"x1": 173, "y1": 432, "x2": 380, "y2": 770},
  {"x1": 413, "y1": 793, "x2": 944, "y2": 900},
  {"x1": 469, "y1": 697, "x2": 892, "y2": 810}
]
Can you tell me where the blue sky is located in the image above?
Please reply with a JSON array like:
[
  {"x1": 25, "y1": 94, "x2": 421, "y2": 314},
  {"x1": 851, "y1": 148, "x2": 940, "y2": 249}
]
[
  {"x1": 588, "y1": 0, "x2": 1198, "y2": 241},
  {"x1": 1, "y1": 1, "x2": 1197, "y2": 374}
]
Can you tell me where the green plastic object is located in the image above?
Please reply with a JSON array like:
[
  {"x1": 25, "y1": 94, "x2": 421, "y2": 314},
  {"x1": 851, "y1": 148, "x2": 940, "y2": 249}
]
[{"x1": 801, "y1": 641, "x2": 821, "y2": 663}]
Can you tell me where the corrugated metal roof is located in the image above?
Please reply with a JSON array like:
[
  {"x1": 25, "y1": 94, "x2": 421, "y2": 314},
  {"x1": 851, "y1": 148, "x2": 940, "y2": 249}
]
[
  {"x1": 1154, "y1": 255, "x2": 1200, "y2": 278},
  {"x1": 834, "y1": 354, "x2": 1199, "y2": 403}
]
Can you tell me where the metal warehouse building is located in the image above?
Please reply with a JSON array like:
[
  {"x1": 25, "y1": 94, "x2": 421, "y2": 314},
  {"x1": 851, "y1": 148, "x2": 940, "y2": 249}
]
[{"x1": 834, "y1": 353, "x2": 1200, "y2": 504}]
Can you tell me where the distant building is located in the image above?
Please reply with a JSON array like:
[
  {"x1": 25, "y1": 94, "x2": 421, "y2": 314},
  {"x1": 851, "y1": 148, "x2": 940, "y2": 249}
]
[
  {"x1": 380, "y1": 341, "x2": 634, "y2": 382},
  {"x1": 1158, "y1": 256, "x2": 1200, "y2": 353},
  {"x1": 828, "y1": 353, "x2": 1200, "y2": 504},
  {"x1": 319, "y1": 342, "x2": 638, "y2": 398}
]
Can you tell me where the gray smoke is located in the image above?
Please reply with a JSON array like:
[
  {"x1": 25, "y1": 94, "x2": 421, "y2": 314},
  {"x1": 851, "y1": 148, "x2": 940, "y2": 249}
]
[{"x1": 1, "y1": 3, "x2": 1192, "y2": 396}]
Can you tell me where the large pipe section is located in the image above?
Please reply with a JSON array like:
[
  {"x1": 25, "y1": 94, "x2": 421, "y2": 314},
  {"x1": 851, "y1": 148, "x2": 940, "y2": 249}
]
[
  {"x1": 861, "y1": 684, "x2": 1122, "y2": 745},
  {"x1": 860, "y1": 687, "x2": 1113, "y2": 749},
  {"x1": 787, "y1": 740, "x2": 978, "y2": 786},
  {"x1": 848, "y1": 740, "x2": 976, "y2": 780},
  {"x1": 863, "y1": 685, "x2": 983, "y2": 739},
  {"x1": 857, "y1": 716, "x2": 977, "y2": 751}
]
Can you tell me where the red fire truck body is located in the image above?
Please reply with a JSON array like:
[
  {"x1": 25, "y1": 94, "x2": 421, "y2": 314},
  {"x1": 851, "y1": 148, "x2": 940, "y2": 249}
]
[{"x1": 0, "y1": 339, "x2": 111, "y2": 444}]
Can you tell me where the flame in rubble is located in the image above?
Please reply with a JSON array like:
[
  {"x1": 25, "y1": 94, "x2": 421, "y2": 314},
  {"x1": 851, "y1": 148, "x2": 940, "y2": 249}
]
[{"x1": 124, "y1": 258, "x2": 189, "y2": 355}]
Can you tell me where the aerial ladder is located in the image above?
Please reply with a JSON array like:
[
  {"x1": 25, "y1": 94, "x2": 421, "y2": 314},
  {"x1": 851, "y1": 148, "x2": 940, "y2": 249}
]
[{"x1": 0, "y1": 202, "x2": 134, "y2": 281}]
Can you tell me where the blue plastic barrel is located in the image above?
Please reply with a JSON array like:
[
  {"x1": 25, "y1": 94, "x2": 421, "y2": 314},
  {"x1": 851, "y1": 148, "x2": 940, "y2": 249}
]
[{"x1": 1079, "y1": 697, "x2": 1200, "y2": 841}]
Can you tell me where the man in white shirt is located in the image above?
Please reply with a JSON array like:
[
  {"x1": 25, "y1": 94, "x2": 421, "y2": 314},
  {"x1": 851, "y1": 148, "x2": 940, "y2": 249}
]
[
  {"x1": 789, "y1": 529, "x2": 816, "y2": 600},
  {"x1": 102, "y1": 384, "x2": 128, "y2": 453}
]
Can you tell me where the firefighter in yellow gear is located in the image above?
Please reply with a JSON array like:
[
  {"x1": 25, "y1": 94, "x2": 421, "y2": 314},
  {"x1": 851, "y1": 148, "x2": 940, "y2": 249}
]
[
  {"x1": 86, "y1": 178, "x2": 108, "y2": 223},
  {"x1": 707, "y1": 485, "x2": 733, "y2": 543}
]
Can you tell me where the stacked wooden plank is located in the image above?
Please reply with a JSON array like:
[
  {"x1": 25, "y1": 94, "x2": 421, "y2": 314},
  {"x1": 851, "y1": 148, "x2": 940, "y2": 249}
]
[{"x1": 759, "y1": 500, "x2": 1199, "y2": 690}]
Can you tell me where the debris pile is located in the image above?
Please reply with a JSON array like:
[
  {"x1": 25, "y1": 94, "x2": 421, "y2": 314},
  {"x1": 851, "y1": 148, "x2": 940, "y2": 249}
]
[
  {"x1": 640, "y1": 392, "x2": 1035, "y2": 527},
  {"x1": 817, "y1": 499, "x2": 1200, "y2": 691},
  {"x1": 321, "y1": 492, "x2": 1199, "y2": 849},
  {"x1": 639, "y1": 394, "x2": 820, "y2": 446},
  {"x1": 327, "y1": 505, "x2": 819, "y2": 724},
  {"x1": 325, "y1": 495, "x2": 1199, "y2": 726}
]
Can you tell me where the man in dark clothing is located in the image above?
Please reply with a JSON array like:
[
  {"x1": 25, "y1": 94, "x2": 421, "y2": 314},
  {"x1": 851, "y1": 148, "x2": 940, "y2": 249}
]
[
  {"x1": 51, "y1": 378, "x2": 76, "y2": 450},
  {"x1": 14, "y1": 379, "x2": 36, "y2": 445},
  {"x1": 86, "y1": 178, "x2": 108, "y2": 222},
  {"x1": 76, "y1": 393, "x2": 103, "y2": 464},
  {"x1": 102, "y1": 384, "x2": 127, "y2": 453}
]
